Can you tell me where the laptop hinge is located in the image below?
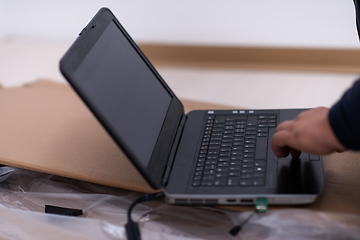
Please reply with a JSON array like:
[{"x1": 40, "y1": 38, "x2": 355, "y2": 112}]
[{"x1": 162, "y1": 114, "x2": 187, "y2": 185}]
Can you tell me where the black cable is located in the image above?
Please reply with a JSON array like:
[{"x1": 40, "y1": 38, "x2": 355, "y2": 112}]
[
  {"x1": 229, "y1": 211, "x2": 255, "y2": 236},
  {"x1": 125, "y1": 192, "x2": 165, "y2": 240}
]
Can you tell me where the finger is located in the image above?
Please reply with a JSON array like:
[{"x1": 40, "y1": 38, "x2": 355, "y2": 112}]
[
  {"x1": 290, "y1": 148, "x2": 301, "y2": 158},
  {"x1": 271, "y1": 130, "x2": 291, "y2": 158},
  {"x1": 275, "y1": 120, "x2": 293, "y2": 132}
]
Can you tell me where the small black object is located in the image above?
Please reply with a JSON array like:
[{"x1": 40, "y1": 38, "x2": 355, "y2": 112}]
[
  {"x1": 228, "y1": 211, "x2": 256, "y2": 236},
  {"x1": 125, "y1": 221, "x2": 141, "y2": 240},
  {"x1": 229, "y1": 225, "x2": 242, "y2": 236},
  {"x1": 45, "y1": 205, "x2": 83, "y2": 216}
]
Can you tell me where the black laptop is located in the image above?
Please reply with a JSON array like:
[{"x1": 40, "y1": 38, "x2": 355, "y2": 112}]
[{"x1": 60, "y1": 8, "x2": 324, "y2": 205}]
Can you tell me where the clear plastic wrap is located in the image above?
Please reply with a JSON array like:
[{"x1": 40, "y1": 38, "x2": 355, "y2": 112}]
[{"x1": 0, "y1": 167, "x2": 359, "y2": 240}]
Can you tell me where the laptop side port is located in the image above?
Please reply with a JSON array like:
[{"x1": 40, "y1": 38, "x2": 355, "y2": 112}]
[
  {"x1": 240, "y1": 199, "x2": 254, "y2": 203},
  {"x1": 227, "y1": 199, "x2": 237, "y2": 203}
]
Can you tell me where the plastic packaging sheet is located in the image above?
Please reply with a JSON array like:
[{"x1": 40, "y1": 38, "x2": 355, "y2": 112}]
[{"x1": 0, "y1": 167, "x2": 359, "y2": 240}]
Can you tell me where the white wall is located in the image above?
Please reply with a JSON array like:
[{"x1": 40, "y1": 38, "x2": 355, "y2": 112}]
[{"x1": 1, "y1": 0, "x2": 359, "y2": 48}]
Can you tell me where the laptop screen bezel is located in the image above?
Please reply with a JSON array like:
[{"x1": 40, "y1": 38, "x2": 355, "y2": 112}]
[{"x1": 60, "y1": 8, "x2": 184, "y2": 189}]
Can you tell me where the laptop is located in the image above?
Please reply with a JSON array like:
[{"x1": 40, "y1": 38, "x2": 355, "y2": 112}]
[{"x1": 60, "y1": 8, "x2": 324, "y2": 205}]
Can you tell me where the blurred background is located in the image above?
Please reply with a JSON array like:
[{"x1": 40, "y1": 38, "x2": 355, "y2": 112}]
[{"x1": 1, "y1": 0, "x2": 359, "y2": 109}]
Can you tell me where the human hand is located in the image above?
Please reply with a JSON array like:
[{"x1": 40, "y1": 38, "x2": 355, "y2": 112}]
[{"x1": 271, "y1": 107, "x2": 346, "y2": 158}]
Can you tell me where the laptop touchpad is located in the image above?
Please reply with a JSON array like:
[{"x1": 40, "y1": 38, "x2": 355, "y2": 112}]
[{"x1": 277, "y1": 154, "x2": 324, "y2": 194}]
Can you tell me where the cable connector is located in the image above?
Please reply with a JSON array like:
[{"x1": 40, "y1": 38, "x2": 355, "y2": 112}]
[
  {"x1": 255, "y1": 197, "x2": 268, "y2": 213},
  {"x1": 126, "y1": 192, "x2": 165, "y2": 240},
  {"x1": 229, "y1": 198, "x2": 268, "y2": 236}
]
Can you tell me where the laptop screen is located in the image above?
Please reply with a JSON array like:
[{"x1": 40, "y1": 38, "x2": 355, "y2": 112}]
[{"x1": 72, "y1": 21, "x2": 172, "y2": 167}]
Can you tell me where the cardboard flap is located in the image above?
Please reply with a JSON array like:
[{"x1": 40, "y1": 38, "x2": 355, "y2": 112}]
[
  {"x1": 0, "y1": 80, "x2": 232, "y2": 193},
  {"x1": 0, "y1": 83, "x2": 154, "y2": 193}
]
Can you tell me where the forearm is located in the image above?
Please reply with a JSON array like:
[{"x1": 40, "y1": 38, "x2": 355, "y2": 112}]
[{"x1": 329, "y1": 79, "x2": 360, "y2": 150}]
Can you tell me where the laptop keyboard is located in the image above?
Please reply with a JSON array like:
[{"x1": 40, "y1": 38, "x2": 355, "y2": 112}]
[{"x1": 192, "y1": 114, "x2": 277, "y2": 187}]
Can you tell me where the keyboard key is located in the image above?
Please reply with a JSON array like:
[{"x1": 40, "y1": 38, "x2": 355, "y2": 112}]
[
  {"x1": 204, "y1": 169, "x2": 215, "y2": 175},
  {"x1": 220, "y1": 153, "x2": 230, "y2": 157},
  {"x1": 242, "y1": 158, "x2": 254, "y2": 163},
  {"x1": 215, "y1": 116, "x2": 225, "y2": 123},
  {"x1": 201, "y1": 181, "x2": 213, "y2": 186},
  {"x1": 245, "y1": 135, "x2": 256, "y2": 139},
  {"x1": 257, "y1": 133, "x2": 268, "y2": 137},
  {"x1": 257, "y1": 128, "x2": 267, "y2": 133},
  {"x1": 205, "y1": 165, "x2": 215, "y2": 170},
  {"x1": 230, "y1": 161, "x2": 241, "y2": 166},
  {"x1": 231, "y1": 151, "x2": 243, "y2": 155},
  {"x1": 215, "y1": 172, "x2": 227, "y2": 178},
  {"x1": 212, "y1": 128, "x2": 223, "y2": 132},
  {"x1": 240, "y1": 173, "x2": 253, "y2": 179},
  {"x1": 244, "y1": 149, "x2": 254, "y2": 153},
  {"x1": 192, "y1": 181, "x2": 201, "y2": 187},
  {"x1": 246, "y1": 131, "x2": 256, "y2": 135},
  {"x1": 253, "y1": 178, "x2": 265, "y2": 186},
  {"x1": 229, "y1": 171, "x2": 241, "y2": 176},
  {"x1": 216, "y1": 167, "x2": 228, "y2": 172},
  {"x1": 203, "y1": 175, "x2": 215, "y2": 181},
  {"x1": 232, "y1": 146, "x2": 243, "y2": 151},
  {"x1": 214, "y1": 178, "x2": 227, "y2": 186},
  {"x1": 247, "y1": 116, "x2": 258, "y2": 125},
  {"x1": 223, "y1": 130, "x2": 234, "y2": 134},
  {"x1": 254, "y1": 167, "x2": 266, "y2": 172},
  {"x1": 220, "y1": 147, "x2": 231, "y2": 152},
  {"x1": 254, "y1": 160, "x2": 266, "y2": 167},
  {"x1": 209, "y1": 145, "x2": 220, "y2": 150},
  {"x1": 205, "y1": 160, "x2": 216, "y2": 165},
  {"x1": 225, "y1": 117, "x2": 236, "y2": 121},
  {"x1": 217, "y1": 162, "x2": 229, "y2": 167},
  {"x1": 193, "y1": 176, "x2": 201, "y2": 181},
  {"x1": 235, "y1": 129, "x2": 245, "y2": 133},
  {"x1": 242, "y1": 163, "x2": 254, "y2": 168},
  {"x1": 233, "y1": 142, "x2": 244, "y2": 146},
  {"x1": 227, "y1": 177, "x2": 239, "y2": 186},
  {"x1": 239, "y1": 179, "x2": 252, "y2": 186},
  {"x1": 241, "y1": 168, "x2": 253, "y2": 173},
  {"x1": 229, "y1": 166, "x2": 241, "y2": 171},
  {"x1": 245, "y1": 144, "x2": 255, "y2": 148},
  {"x1": 223, "y1": 134, "x2": 233, "y2": 138},
  {"x1": 210, "y1": 137, "x2": 221, "y2": 141},
  {"x1": 219, "y1": 157, "x2": 230, "y2": 162},
  {"x1": 254, "y1": 172, "x2": 265, "y2": 178}
]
